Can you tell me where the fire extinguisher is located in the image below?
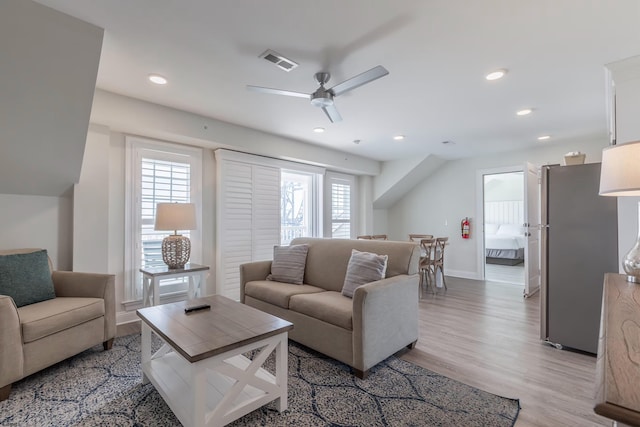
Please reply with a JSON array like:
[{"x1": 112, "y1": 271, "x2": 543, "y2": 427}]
[{"x1": 461, "y1": 217, "x2": 470, "y2": 239}]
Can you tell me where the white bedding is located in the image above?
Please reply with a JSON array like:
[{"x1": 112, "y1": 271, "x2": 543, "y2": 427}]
[
  {"x1": 485, "y1": 234, "x2": 525, "y2": 250},
  {"x1": 485, "y1": 224, "x2": 525, "y2": 250}
]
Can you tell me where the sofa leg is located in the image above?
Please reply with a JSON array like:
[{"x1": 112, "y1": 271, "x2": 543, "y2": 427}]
[
  {"x1": 353, "y1": 368, "x2": 369, "y2": 380},
  {"x1": 103, "y1": 338, "x2": 114, "y2": 351},
  {"x1": 407, "y1": 340, "x2": 417, "y2": 350},
  {"x1": 0, "y1": 384, "x2": 11, "y2": 401}
]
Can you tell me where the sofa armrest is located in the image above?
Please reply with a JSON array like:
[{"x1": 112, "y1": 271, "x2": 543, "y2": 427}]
[
  {"x1": 0, "y1": 295, "x2": 24, "y2": 388},
  {"x1": 239, "y1": 261, "x2": 272, "y2": 303},
  {"x1": 51, "y1": 271, "x2": 116, "y2": 341},
  {"x1": 352, "y1": 274, "x2": 419, "y2": 372}
]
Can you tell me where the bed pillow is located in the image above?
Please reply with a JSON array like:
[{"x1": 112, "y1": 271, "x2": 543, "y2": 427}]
[
  {"x1": 0, "y1": 250, "x2": 55, "y2": 307},
  {"x1": 341, "y1": 249, "x2": 388, "y2": 298},
  {"x1": 497, "y1": 224, "x2": 524, "y2": 236},
  {"x1": 485, "y1": 223, "x2": 500, "y2": 235},
  {"x1": 267, "y1": 244, "x2": 309, "y2": 285}
]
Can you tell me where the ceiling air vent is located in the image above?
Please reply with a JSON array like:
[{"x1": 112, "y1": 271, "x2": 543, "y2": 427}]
[{"x1": 259, "y1": 49, "x2": 298, "y2": 72}]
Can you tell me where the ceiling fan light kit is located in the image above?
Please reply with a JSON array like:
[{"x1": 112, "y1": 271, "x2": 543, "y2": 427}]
[{"x1": 247, "y1": 65, "x2": 389, "y2": 123}]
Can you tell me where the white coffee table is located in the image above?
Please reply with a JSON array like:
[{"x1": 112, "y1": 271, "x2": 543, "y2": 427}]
[{"x1": 137, "y1": 295, "x2": 293, "y2": 427}]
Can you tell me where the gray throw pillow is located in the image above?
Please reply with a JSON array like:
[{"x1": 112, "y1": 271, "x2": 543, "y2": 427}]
[
  {"x1": 0, "y1": 250, "x2": 55, "y2": 307},
  {"x1": 267, "y1": 244, "x2": 309, "y2": 285},
  {"x1": 342, "y1": 249, "x2": 388, "y2": 298}
]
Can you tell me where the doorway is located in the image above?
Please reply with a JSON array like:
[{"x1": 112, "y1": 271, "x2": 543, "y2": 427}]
[{"x1": 483, "y1": 171, "x2": 525, "y2": 286}]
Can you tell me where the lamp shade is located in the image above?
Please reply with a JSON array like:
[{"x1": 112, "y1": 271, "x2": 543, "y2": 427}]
[
  {"x1": 154, "y1": 203, "x2": 197, "y2": 231},
  {"x1": 599, "y1": 141, "x2": 640, "y2": 196}
]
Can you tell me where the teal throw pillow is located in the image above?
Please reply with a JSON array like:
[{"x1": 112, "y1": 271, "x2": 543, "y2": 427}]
[{"x1": 0, "y1": 250, "x2": 56, "y2": 307}]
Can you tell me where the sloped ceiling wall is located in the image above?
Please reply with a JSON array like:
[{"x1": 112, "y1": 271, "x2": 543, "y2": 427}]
[{"x1": 0, "y1": 0, "x2": 103, "y2": 196}]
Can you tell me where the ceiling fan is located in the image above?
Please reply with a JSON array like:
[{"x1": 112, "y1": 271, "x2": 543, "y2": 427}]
[{"x1": 247, "y1": 65, "x2": 389, "y2": 123}]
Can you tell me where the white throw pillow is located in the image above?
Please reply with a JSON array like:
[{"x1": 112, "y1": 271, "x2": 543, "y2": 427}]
[
  {"x1": 341, "y1": 249, "x2": 388, "y2": 298},
  {"x1": 267, "y1": 244, "x2": 309, "y2": 285}
]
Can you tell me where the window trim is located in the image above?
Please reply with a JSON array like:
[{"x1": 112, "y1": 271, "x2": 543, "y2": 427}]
[{"x1": 124, "y1": 136, "x2": 203, "y2": 303}]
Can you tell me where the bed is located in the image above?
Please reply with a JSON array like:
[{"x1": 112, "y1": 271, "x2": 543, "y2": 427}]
[{"x1": 485, "y1": 223, "x2": 525, "y2": 265}]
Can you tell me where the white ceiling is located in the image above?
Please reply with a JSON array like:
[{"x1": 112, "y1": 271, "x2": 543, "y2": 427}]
[{"x1": 34, "y1": 0, "x2": 640, "y2": 161}]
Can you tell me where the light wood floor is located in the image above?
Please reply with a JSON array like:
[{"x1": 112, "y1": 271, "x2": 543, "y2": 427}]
[
  {"x1": 117, "y1": 277, "x2": 611, "y2": 426},
  {"x1": 403, "y1": 276, "x2": 610, "y2": 427}
]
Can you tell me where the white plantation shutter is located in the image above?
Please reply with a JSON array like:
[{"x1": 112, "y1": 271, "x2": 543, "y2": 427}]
[
  {"x1": 216, "y1": 151, "x2": 281, "y2": 301},
  {"x1": 140, "y1": 158, "x2": 191, "y2": 270},
  {"x1": 253, "y1": 166, "x2": 281, "y2": 260},
  {"x1": 125, "y1": 137, "x2": 202, "y2": 302},
  {"x1": 325, "y1": 172, "x2": 357, "y2": 239}
]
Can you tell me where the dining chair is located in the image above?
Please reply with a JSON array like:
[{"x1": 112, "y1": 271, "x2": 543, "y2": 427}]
[
  {"x1": 371, "y1": 234, "x2": 388, "y2": 240},
  {"x1": 356, "y1": 235, "x2": 373, "y2": 240},
  {"x1": 409, "y1": 234, "x2": 433, "y2": 242},
  {"x1": 434, "y1": 237, "x2": 449, "y2": 290},
  {"x1": 419, "y1": 238, "x2": 437, "y2": 294}
]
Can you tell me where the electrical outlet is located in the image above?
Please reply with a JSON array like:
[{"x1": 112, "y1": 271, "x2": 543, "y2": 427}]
[{"x1": 444, "y1": 219, "x2": 448, "y2": 226}]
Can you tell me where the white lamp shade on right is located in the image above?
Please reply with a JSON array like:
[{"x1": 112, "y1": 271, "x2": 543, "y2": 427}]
[{"x1": 599, "y1": 141, "x2": 640, "y2": 197}]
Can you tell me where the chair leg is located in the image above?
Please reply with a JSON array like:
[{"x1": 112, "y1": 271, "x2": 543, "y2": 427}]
[
  {"x1": 440, "y1": 266, "x2": 447, "y2": 290},
  {"x1": 103, "y1": 338, "x2": 114, "y2": 351},
  {"x1": 0, "y1": 384, "x2": 11, "y2": 401}
]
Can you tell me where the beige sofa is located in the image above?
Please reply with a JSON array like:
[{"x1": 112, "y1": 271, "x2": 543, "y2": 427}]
[
  {"x1": 0, "y1": 249, "x2": 116, "y2": 401},
  {"x1": 240, "y1": 237, "x2": 420, "y2": 378}
]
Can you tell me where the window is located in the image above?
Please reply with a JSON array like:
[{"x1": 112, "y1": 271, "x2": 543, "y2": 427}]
[
  {"x1": 280, "y1": 171, "x2": 320, "y2": 244},
  {"x1": 125, "y1": 137, "x2": 202, "y2": 302},
  {"x1": 325, "y1": 172, "x2": 357, "y2": 239}
]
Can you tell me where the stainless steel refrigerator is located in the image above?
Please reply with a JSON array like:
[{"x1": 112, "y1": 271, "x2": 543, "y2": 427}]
[{"x1": 540, "y1": 163, "x2": 618, "y2": 354}]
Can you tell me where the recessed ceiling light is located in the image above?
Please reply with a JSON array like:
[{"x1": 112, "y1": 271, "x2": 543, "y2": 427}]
[
  {"x1": 537, "y1": 135, "x2": 551, "y2": 141},
  {"x1": 516, "y1": 108, "x2": 533, "y2": 116},
  {"x1": 393, "y1": 135, "x2": 405, "y2": 141},
  {"x1": 485, "y1": 69, "x2": 507, "y2": 81},
  {"x1": 313, "y1": 127, "x2": 325, "y2": 133},
  {"x1": 148, "y1": 74, "x2": 168, "y2": 85}
]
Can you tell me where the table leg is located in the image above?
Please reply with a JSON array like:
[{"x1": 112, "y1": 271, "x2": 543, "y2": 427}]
[
  {"x1": 153, "y1": 277, "x2": 160, "y2": 306},
  {"x1": 275, "y1": 334, "x2": 288, "y2": 412},
  {"x1": 191, "y1": 361, "x2": 206, "y2": 427},
  {"x1": 141, "y1": 323, "x2": 151, "y2": 384}
]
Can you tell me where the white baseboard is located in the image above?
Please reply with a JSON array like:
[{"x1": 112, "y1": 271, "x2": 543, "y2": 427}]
[
  {"x1": 116, "y1": 311, "x2": 140, "y2": 325},
  {"x1": 446, "y1": 269, "x2": 481, "y2": 280},
  {"x1": 524, "y1": 285, "x2": 540, "y2": 298}
]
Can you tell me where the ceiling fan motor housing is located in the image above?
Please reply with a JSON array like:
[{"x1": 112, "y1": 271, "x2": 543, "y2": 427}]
[{"x1": 310, "y1": 88, "x2": 334, "y2": 107}]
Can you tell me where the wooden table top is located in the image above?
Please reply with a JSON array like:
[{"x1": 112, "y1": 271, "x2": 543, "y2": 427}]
[
  {"x1": 137, "y1": 295, "x2": 293, "y2": 363},
  {"x1": 594, "y1": 273, "x2": 640, "y2": 426}
]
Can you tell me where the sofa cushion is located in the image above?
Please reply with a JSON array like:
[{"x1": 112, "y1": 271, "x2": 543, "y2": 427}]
[
  {"x1": 268, "y1": 244, "x2": 309, "y2": 285},
  {"x1": 0, "y1": 250, "x2": 55, "y2": 307},
  {"x1": 342, "y1": 249, "x2": 388, "y2": 298},
  {"x1": 290, "y1": 291, "x2": 353, "y2": 330},
  {"x1": 18, "y1": 297, "x2": 105, "y2": 343},
  {"x1": 245, "y1": 280, "x2": 325, "y2": 309}
]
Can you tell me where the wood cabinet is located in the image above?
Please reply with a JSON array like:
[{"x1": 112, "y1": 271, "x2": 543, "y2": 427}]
[{"x1": 594, "y1": 273, "x2": 640, "y2": 426}]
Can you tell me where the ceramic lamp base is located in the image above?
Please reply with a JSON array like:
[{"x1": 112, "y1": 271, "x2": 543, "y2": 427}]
[{"x1": 162, "y1": 234, "x2": 191, "y2": 269}]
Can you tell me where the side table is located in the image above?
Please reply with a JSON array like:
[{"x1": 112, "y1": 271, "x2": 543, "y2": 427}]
[{"x1": 140, "y1": 264, "x2": 209, "y2": 307}]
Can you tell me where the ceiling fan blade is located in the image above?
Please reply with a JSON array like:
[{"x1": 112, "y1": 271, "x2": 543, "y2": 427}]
[
  {"x1": 329, "y1": 65, "x2": 389, "y2": 97},
  {"x1": 322, "y1": 104, "x2": 342, "y2": 123},
  {"x1": 246, "y1": 85, "x2": 310, "y2": 99}
]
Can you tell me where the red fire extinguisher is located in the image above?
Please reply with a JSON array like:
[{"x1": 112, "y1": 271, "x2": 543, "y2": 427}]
[{"x1": 461, "y1": 217, "x2": 470, "y2": 239}]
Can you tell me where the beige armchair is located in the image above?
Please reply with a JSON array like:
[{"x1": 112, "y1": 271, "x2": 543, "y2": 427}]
[{"x1": 0, "y1": 249, "x2": 115, "y2": 401}]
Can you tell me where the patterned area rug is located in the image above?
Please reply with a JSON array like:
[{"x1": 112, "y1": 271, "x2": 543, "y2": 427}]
[{"x1": 0, "y1": 334, "x2": 519, "y2": 426}]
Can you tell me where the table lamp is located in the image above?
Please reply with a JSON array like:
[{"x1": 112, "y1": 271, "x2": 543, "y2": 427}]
[
  {"x1": 599, "y1": 140, "x2": 640, "y2": 283},
  {"x1": 154, "y1": 202, "x2": 197, "y2": 269}
]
